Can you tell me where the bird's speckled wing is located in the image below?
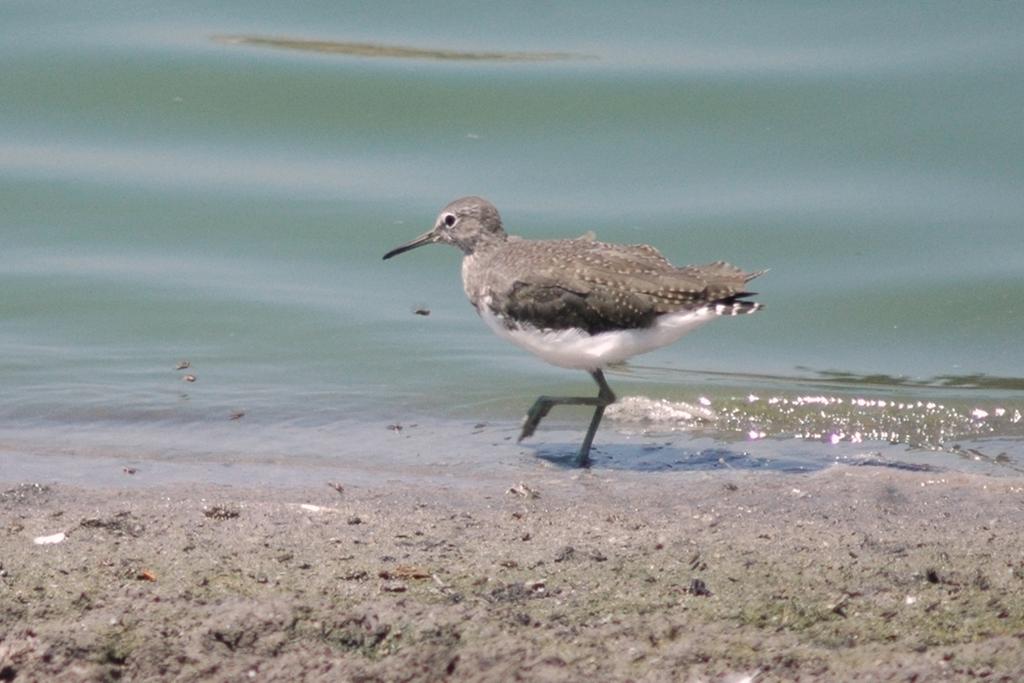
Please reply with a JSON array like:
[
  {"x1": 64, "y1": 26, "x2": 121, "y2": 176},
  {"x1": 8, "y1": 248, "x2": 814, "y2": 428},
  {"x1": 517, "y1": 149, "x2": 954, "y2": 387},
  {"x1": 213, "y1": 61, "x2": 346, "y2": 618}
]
[{"x1": 476, "y1": 239, "x2": 761, "y2": 335}]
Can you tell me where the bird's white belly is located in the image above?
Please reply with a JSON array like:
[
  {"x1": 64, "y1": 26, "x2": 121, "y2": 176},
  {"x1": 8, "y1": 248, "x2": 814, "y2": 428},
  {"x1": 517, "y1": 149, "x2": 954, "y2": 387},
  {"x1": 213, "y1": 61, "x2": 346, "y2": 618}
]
[{"x1": 478, "y1": 303, "x2": 715, "y2": 370}]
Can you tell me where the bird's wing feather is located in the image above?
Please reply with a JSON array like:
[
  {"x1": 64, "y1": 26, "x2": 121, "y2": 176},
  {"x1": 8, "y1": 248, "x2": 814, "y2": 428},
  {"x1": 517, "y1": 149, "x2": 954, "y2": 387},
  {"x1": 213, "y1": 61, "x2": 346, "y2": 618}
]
[{"x1": 484, "y1": 240, "x2": 761, "y2": 334}]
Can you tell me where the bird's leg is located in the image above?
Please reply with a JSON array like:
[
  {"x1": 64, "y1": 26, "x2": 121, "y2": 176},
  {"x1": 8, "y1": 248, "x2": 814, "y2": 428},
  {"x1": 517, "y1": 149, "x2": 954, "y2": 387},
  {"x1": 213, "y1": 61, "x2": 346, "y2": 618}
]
[
  {"x1": 519, "y1": 396, "x2": 597, "y2": 441},
  {"x1": 518, "y1": 369, "x2": 617, "y2": 467},
  {"x1": 577, "y1": 369, "x2": 616, "y2": 467}
]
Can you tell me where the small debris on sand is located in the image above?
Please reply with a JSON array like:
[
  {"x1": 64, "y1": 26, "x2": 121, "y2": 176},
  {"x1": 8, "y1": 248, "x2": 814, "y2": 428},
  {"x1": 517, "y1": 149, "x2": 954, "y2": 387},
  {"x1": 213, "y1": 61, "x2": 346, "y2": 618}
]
[
  {"x1": 553, "y1": 546, "x2": 575, "y2": 563},
  {"x1": 80, "y1": 513, "x2": 145, "y2": 537},
  {"x1": 33, "y1": 531, "x2": 66, "y2": 545},
  {"x1": 506, "y1": 483, "x2": 540, "y2": 499},
  {"x1": 203, "y1": 505, "x2": 239, "y2": 520},
  {"x1": 297, "y1": 504, "x2": 339, "y2": 514},
  {"x1": 392, "y1": 565, "x2": 431, "y2": 580}
]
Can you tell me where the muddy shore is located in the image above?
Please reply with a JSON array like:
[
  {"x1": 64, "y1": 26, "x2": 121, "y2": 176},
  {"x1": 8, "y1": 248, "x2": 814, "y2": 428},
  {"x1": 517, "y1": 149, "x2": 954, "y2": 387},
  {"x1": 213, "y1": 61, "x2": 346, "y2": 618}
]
[{"x1": 2, "y1": 466, "x2": 1023, "y2": 681}]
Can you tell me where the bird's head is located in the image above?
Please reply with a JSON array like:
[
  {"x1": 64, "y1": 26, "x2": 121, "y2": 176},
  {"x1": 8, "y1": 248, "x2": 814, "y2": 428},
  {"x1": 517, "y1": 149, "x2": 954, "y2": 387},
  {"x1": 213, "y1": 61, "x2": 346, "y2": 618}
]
[{"x1": 383, "y1": 196, "x2": 506, "y2": 260}]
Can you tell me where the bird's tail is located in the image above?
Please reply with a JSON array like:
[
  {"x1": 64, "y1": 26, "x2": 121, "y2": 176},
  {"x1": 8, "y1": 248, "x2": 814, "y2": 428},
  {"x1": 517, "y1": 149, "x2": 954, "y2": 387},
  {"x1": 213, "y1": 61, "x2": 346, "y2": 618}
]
[{"x1": 713, "y1": 295, "x2": 762, "y2": 316}]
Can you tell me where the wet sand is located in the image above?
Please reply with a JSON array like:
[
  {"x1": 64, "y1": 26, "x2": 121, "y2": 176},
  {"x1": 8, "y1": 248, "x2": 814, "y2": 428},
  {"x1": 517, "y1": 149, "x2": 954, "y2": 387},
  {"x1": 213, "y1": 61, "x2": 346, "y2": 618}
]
[{"x1": 2, "y1": 466, "x2": 1023, "y2": 681}]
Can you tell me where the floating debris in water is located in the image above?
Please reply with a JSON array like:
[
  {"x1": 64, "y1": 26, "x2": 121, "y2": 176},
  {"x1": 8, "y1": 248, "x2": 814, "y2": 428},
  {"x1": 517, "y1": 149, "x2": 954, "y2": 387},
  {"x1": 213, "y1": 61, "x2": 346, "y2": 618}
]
[{"x1": 213, "y1": 35, "x2": 589, "y2": 62}]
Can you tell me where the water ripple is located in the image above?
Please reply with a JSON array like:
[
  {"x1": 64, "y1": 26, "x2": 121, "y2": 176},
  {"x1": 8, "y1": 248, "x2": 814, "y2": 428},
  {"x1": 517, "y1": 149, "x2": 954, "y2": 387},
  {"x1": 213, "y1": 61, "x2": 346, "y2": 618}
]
[{"x1": 607, "y1": 393, "x2": 1024, "y2": 472}]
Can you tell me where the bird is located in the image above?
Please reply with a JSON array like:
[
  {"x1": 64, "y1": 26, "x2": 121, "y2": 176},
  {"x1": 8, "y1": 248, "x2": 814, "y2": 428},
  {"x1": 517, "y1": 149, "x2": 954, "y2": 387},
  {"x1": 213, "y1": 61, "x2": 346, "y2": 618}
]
[{"x1": 383, "y1": 196, "x2": 763, "y2": 467}]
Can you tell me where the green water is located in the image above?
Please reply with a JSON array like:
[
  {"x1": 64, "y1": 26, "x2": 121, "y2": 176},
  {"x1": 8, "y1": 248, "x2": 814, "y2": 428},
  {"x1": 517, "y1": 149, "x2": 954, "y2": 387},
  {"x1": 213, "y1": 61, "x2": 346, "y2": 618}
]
[{"x1": 2, "y1": 2, "x2": 1023, "y2": 479}]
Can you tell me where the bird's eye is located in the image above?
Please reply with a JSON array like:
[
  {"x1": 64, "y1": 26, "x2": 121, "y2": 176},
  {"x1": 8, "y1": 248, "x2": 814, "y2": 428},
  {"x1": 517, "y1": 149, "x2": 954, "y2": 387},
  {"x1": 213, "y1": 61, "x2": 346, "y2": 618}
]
[{"x1": 443, "y1": 213, "x2": 456, "y2": 227}]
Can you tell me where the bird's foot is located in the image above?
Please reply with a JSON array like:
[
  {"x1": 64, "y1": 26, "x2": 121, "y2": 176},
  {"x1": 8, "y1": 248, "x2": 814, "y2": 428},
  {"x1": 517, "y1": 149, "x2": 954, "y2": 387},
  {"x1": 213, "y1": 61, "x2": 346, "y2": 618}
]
[
  {"x1": 575, "y1": 448, "x2": 592, "y2": 468},
  {"x1": 518, "y1": 398, "x2": 555, "y2": 442}
]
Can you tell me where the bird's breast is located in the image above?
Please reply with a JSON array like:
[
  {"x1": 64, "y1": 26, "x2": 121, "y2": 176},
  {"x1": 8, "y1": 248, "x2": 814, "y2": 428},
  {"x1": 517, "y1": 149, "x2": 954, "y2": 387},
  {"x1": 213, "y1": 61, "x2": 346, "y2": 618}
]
[{"x1": 460, "y1": 255, "x2": 481, "y2": 306}]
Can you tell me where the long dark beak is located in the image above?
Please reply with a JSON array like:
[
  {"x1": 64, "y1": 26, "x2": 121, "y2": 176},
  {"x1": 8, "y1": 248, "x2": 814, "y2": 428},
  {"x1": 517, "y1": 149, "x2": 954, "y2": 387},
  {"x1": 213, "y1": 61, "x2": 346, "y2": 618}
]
[{"x1": 382, "y1": 229, "x2": 437, "y2": 260}]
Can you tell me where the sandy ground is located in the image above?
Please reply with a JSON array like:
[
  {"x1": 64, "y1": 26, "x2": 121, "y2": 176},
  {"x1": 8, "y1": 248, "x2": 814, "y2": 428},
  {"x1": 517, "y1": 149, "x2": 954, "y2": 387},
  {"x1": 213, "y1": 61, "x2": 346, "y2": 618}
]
[{"x1": 2, "y1": 466, "x2": 1024, "y2": 682}]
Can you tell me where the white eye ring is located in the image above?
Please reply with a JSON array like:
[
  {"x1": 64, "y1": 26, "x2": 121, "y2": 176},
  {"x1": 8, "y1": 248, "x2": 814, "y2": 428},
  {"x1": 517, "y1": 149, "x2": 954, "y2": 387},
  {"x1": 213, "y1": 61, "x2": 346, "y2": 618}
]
[{"x1": 443, "y1": 213, "x2": 456, "y2": 227}]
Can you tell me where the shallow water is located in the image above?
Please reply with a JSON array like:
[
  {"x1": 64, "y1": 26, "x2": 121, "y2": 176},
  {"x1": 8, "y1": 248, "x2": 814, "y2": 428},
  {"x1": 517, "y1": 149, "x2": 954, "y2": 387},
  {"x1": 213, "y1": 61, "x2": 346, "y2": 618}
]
[{"x1": 2, "y1": 2, "x2": 1023, "y2": 482}]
